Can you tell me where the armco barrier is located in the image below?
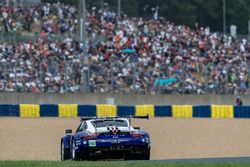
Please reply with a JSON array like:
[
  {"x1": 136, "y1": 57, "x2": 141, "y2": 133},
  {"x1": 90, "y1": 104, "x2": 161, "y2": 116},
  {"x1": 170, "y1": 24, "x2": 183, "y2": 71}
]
[{"x1": 0, "y1": 104, "x2": 250, "y2": 118}]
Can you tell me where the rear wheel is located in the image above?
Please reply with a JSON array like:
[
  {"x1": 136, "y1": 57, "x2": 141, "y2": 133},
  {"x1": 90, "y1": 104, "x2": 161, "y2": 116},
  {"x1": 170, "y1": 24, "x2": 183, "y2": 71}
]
[
  {"x1": 141, "y1": 149, "x2": 150, "y2": 160},
  {"x1": 124, "y1": 151, "x2": 131, "y2": 160},
  {"x1": 71, "y1": 140, "x2": 80, "y2": 160},
  {"x1": 61, "y1": 140, "x2": 70, "y2": 161},
  {"x1": 80, "y1": 148, "x2": 89, "y2": 160}
]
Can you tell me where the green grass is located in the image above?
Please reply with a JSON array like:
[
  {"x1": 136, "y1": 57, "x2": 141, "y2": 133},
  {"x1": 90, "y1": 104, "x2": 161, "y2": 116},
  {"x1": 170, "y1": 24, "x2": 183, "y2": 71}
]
[{"x1": 1, "y1": 161, "x2": 250, "y2": 167}]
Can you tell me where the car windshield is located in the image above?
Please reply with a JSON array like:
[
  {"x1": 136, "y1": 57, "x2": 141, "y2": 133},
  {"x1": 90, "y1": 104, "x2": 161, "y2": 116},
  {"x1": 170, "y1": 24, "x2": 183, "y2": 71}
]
[{"x1": 92, "y1": 119, "x2": 128, "y2": 128}]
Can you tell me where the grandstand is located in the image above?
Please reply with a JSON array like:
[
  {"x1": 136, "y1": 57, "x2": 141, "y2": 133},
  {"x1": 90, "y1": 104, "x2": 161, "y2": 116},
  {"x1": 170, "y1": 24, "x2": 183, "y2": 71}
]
[{"x1": 0, "y1": 0, "x2": 249, "y2": 95}]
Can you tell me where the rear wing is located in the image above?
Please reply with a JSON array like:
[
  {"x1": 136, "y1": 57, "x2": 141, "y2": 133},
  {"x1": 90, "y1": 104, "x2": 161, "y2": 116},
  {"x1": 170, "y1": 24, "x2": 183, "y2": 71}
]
[
  {"x1": 80, "y1": 117, "x2": 96, "y2": 122},
  {"x1": 80, "y1": 115, "x2": 149, "y2": 122},
  {"x1": 132, "y1": 115, "x2": 149, "y2": 119},
  {"x1": 129, "y1": 115, "x2": 149, "y2": 131},
  {"x1": 80, "y1": 115, "x2": 149, "y2": 132}
]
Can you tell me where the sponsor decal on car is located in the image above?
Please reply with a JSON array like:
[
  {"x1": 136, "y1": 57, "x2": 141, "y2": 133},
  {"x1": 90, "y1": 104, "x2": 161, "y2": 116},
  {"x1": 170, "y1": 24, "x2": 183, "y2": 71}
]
[{"x1": 88, "y1": 140, "x2": 96, "y2": 147}]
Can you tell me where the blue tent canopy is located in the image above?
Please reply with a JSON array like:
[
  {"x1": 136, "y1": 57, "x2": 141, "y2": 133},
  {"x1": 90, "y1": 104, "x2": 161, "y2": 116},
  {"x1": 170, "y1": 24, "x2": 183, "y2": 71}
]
[
  {"x1": 122, "y1": 49, "x2": 135, "y2": 53},
  {"x1": 154, "y1": 77, "x2": 177, "y2": 87}
]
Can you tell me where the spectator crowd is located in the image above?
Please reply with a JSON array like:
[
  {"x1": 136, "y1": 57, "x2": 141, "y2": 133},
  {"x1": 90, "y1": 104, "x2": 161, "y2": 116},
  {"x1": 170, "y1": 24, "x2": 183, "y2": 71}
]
[{"x1": 0, "y1": 0, "x2": 249, "y2": 94}]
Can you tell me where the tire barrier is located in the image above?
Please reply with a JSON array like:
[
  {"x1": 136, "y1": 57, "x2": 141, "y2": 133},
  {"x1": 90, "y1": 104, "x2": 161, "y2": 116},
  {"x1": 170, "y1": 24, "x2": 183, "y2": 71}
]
[
  {"x1": 0, "y1": 104, "x2": 249, "y2": 118},
  {"x1": 193, "y1": 105, "x2": 211, "y2": 118},
  {"x1": 135, "y1": 105, "x2": 154, "y2": 117},
  {"x1": 211, "y1": 105, "x2": 234, "y2": 119},
  {"x1": 19, "y1": 104, "x2": 40, "y2": 117},
  {"x1": 58, "y1": 104, "x2": 78, "y2": 117},
  {"x1": 117, "y1": 106, "x2": 135, "y2": 117},
  {"x1": 40, "y1": 104, "x2": 58, "y2": 117},
  {"x1": 234, "y1": 106, "x2": 250, "y2": 118},
  {"x1": 0, "y1": 104, "x2": 19, "y2": 116},
  {"x1": 154, "y1": 106, "x2": 171, "y2": 117},
  {"x1": 78, "y1": 105, "x2": 96, "y2": 117},
  {"x1": 96, "y1": 104, "x2": 117, "y2": 117},
  {"x1": 172, "y1": 105, "x2": 193, "y2": 118}
]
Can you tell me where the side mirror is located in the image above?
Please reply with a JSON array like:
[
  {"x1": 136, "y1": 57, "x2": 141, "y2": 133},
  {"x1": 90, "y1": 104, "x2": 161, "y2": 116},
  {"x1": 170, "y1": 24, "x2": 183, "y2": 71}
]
[
  {"x1": 133, "y1": 127, "x2": 140, "y2": 130},
  {"x1": 65, "y1": 129, "x2": 72, "y2": 134}
]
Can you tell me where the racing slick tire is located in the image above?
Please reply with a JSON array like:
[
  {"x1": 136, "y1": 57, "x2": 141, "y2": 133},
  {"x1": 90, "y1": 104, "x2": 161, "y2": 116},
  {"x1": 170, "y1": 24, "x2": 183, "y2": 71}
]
[
  {"x1": 71, "y1": 139, "x2": 89, "y2": 160},
  {"x1": 141, "y1": 148, "x2": 150, "y2": 160},
  {"x1": 71, "y1": 140, "x2": 80, "y2": 160},
  {"x1": 61, "y1": 140, "x2": 70, "y2": 161}
]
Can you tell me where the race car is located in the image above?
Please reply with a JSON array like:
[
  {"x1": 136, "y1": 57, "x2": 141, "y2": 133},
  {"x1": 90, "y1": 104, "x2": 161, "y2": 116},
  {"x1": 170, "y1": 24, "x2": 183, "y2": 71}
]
[{"x1": 60, "y1": 116, "x2": 150, "y2": 160}]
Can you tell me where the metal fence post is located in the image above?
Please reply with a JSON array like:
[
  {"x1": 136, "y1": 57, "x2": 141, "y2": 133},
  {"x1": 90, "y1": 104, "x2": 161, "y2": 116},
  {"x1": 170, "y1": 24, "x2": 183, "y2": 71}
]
[
  {"x1": 39, "y1": 61, "x2": 43, "y2": 92},
  {"x1": 64, "y1": 60, "x2": 68, "y2": 93},
  {"x1": 205, "y1": 64, "x2": 209, "y2": 93},
  {"x1": 110, "y1": 53, "x2": 114, "y2": 94},
  {"x1": 80, "y1": 0, "x2": 89, "y2": 93},
  {"x1": 180, "y1": 63, "x2": 186, "y2": 94},
  {"x1": 14, "y1": 31, "x2": 17, "y2": 44},
  {"x1": 248, "y1": 67, "x2": 250, "y2": 93},
  {"x1": 132, "y1": 65, "x2": 136, "y2": 93},
  {"x1": 117, "y1": 0, "x2": 121, "y2": 18},
  {"x1": 225, "y1": 65, "x2": 229, "y2": 94},
  {"x1": 14, "y1": 62, "x2": 17, "y2": 92},
  {"x1": 0, "y1": 29, "x2": 3, "y2": 42}
]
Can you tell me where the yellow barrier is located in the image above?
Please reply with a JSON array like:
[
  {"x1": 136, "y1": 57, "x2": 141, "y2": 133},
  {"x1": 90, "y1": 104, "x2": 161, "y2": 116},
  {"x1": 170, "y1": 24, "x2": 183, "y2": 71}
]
[
  {"x1": 96, "y1": 104, "x2": 117, "y2": 117},
  {"x1": 20, "y1": 104, "x2": 40, "y2": 117},
  {"x1": 172, "y1": 105, "x2": 193, "y2": 118},
  {"x1": 211, "y1": 105, "x2": 233, "y2": 119},
  {"x1": 58, "y1": 104, "x2": 77, "y2": 117},
  {"x1": 135, "y1": 105, "x2": 154, "y2": 117}
]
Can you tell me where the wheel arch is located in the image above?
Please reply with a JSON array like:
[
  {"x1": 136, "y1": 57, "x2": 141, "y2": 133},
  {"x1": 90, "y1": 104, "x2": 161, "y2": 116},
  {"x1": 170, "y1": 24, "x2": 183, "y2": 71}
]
[{"x1": 62, "y1": 135, "x2": 72, "y2": 149}]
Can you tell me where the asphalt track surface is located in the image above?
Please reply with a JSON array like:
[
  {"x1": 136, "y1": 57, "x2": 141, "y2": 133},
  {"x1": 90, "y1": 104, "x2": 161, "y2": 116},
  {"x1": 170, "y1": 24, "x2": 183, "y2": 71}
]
[
  {"x1": 1, "y1": 118, "x2": 250, "y2": 161},
  {"x1": 155, "y1": 157, "x2": 250, "y2": 163}
]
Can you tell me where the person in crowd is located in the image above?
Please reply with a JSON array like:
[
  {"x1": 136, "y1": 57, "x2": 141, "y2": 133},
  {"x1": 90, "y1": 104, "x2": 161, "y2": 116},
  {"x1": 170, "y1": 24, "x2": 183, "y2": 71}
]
[
  {"x1": 0, "y1": 1, "x2": 249, "y2": 95},
  {"x1": 235, "y1": 96, "x2": 243, "y2": 106}
]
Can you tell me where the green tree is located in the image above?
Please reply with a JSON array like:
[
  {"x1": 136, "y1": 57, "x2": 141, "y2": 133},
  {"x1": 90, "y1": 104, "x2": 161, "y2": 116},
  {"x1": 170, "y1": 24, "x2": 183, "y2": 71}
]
[{"x1": 226, "y1": 0, "x2": 250, "y2": 34}]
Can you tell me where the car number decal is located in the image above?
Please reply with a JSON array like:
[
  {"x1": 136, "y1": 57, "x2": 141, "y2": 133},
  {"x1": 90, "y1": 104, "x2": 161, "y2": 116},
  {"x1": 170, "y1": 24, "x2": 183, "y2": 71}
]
[{"x1": 88, "y1": 140, "x2": 96, "y2": 147}]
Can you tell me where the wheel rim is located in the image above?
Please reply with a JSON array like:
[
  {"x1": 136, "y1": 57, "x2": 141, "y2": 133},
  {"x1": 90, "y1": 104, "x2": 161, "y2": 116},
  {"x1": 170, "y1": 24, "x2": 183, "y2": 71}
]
[
  {"x1": 72, "y1": 141, "x2": 75, "y2": 159},
  {"x1": 61, "y1": 142, "x2": 64, "y2": 161}
]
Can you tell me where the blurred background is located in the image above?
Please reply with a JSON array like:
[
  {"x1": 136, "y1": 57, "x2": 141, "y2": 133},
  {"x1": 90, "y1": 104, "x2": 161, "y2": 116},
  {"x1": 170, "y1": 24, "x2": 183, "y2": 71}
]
[{"x1": 0, "y1": 0, "x2": 249, "y2": 95}]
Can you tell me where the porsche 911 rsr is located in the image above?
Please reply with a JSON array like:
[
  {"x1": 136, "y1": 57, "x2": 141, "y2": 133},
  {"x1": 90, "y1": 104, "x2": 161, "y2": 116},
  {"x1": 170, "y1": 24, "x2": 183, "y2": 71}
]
[{"x1": 61, "y1": 116, "x2": 150, "y2": 160}]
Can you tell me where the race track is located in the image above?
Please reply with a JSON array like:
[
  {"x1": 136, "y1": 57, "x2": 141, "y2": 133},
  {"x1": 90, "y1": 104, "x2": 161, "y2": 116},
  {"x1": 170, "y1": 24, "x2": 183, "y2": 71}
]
[{"x1": 0, "y1": 118, "x2": 250, "y2": 160}]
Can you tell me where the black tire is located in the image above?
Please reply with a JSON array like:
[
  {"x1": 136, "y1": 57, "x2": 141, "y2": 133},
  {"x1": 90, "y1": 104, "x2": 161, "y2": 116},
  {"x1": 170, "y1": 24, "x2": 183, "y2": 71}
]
[
  {"x1": 124, "y1": 152, "x2": 131, "y2": 160},
  {"x1": 80, "y1": 148, "x2": 89, "y2": 160},
  {"x1": 61, "y1": 140, "x2": 70, "y2": 161},
  {"x1": 141, "y1": 149, "x2": 150, "y2": 160},
  {"x1": 71, "y1": 140, "x2": 80, "y2": 160}
]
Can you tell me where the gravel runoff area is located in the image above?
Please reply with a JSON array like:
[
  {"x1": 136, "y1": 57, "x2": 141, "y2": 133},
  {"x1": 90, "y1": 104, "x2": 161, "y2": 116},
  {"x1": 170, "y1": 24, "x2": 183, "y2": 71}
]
[{"x1": 0, "y1": 118, "x2": 250, "y2": 160}]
